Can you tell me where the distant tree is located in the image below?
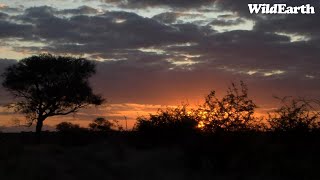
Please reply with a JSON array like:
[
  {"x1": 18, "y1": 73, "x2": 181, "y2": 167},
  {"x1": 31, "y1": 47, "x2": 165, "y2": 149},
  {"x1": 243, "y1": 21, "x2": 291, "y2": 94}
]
[
  {"x1": 89, "y1": 117, "x2": 114, "y2": 132},
  {"x1": 56, "y1": 122, "x2": 86, "y2": 132},
  {"x1": 2, "y1": 54, "x2": 104, "y2": 134},
  {"x1": 268, "y1": 97, "x2": 320, "y2": 133},
  {"x1": 113, "y1": 119, "x2": 124, "y2": 131},
  {"x1": 197, "y1": 81, "x2": 258, "y2": 133}
]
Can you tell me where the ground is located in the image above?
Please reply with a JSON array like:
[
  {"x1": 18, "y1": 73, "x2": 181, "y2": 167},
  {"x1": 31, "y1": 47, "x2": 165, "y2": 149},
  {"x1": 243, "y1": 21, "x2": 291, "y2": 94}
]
[{"x1": 0, "y1": 132, "x2": 320, "y2": 180}]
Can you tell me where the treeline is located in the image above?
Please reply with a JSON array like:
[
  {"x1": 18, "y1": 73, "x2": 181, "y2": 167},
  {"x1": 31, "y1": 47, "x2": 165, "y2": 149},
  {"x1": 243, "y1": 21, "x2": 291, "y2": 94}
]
[{"x1": 56, "y1": 82, "x2": 320, "y2": 136}]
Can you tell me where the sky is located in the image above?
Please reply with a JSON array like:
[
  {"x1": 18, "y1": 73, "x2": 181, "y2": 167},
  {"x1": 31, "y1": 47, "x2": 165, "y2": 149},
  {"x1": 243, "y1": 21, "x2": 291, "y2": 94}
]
[{"x1": 0, "y1": 0, "x2": 320, "y2": 131}]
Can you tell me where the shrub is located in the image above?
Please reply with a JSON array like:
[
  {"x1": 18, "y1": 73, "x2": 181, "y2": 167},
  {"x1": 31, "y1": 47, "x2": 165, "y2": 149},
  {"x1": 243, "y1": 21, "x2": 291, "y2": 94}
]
[
  {"x1": 89, "y1": 117, "x2": 114, "y2": 132},
  {"x1": 56, "y1": 122, "x2": 87, "y2": 133},
  {"x1": 197, "y1": 81, "x2": 259, "y2": 133},
  {"x1": 268, "y1": 97, "x2": 320, "y2": 133},
  {"x1": 134, "y1": 105, "x2": 198, "y2": 135}
]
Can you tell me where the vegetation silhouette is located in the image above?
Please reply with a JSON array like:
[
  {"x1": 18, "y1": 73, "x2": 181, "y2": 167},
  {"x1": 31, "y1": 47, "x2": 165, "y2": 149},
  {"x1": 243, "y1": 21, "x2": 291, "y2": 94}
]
[
  {"x1": 134, "y1": 82, "x2": 266, "y2": 138},
  {"x1": 268, "y1": 96, "x2": 320, "y2": 133},
  {"x1": 56, "y1": 122, "x2": 86, "y2": 133},
  {"x1": 196, "y1": 81, "x2": 260, "y2": 133},
  {"x1": 131, "y1": 82, "x2": 320, "y2": 139},
  {"x1": 134, "y1": 105, "x2": 199, "y2": 137},
  {"x1": 2, "y1": 54, "x2": 104, "y2": 135},
  {"x1": 89, "y1": 117, "x2": 115, "y2": 132}
]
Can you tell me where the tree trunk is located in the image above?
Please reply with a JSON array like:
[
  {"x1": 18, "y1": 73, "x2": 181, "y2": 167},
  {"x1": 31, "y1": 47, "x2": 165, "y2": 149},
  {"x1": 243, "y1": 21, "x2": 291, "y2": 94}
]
[
  {"x1": 36, "y1": 119, "x2": 44, "y2": 135},
  {"x1": 35, "y1": 118, "x2": 44, "y2": 143}
]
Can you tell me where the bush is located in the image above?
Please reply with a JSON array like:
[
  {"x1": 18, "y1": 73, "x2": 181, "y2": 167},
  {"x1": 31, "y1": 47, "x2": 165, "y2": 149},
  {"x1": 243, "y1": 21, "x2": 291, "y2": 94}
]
[
  {"x1": 134, "y1": 105, "x2": 198, "y2": 135},
  {"x1": 56, "y1": 122, "x2": 87, "y2": 133},
  {"x1": 89, "y1": 117, "x2": 114, "y2": 132},
  {"x1": 268, "y1": 97, "x2": 320, "y2": 133},
  {"x1": 197, "y1": 81, "x2": 259, "y2": 133},
  {"x1": 134, "y1": 82, "x2": 263, "y2": 136}
]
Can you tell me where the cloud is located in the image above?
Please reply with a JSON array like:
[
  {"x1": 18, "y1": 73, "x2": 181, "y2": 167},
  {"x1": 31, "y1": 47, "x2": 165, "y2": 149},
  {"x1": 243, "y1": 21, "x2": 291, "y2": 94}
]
[
  {"x1": 210, "y1": 18, "x2": 245, "y2": 26},
  {"x1": 23, "y1": 5, "x2": 55, "y2": 19},
  {"x1": 152, "y1": 12, "x2": 180, "y2": 24},
  {"x1": 9, "y1": 7, "x2": 208, "y2": 57},
  {"x1": 0, "y1": 12, "x2": 8, "y2": 19},
  {"x1": 99, "y1": 0, "x2": 216, "y2": 9},
  {"x1": 215, "y1": 0, "x2": 320, "y2": 36},
  {"x1": 215, "y1": 0, "x2": 320, "y2": 17},
  {"x1": 0, "y1": 21, "x2": 33, "y2": 38},
  {"x1": 58, "y1": 5, "x2": 100, "y2": 15},
  {"x1": 152, "y1": 12, "x2": 206, "y2": 24},
  {"x1": 3, "y1": 5, "x2": 319, "y2": 80},
  {"x1": 0, "y1": 4, "x2": 23, "y2": 14}
]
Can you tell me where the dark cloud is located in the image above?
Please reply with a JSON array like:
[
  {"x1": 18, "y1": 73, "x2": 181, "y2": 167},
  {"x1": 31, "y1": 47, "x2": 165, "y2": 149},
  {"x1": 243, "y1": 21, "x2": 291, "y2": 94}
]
[
  {"x1": 19, "y1": 5, "x2": 100, "y2": 18},
  {"x1": 59, "y1": 6, "x2": 100, "y2": 15},
  {"x1": 253, "y1": 13, "x2": 320, "y2": 38},
  {"x1": 12, "y1": 7, "x2": 208, "y2": 54},
  {"x1": 100, "y1": 0, "x2": 215, "y2": 9},
  {"x1": 215, "y1": 0, "x2": 320, "y2": 36},
  {"x1": 2, "y1": 5, "x2": 317, "y2": 79},
  {"x1": 4, "y1": 5, "x2": 318, "y2": 81},
  {"x1": 186, "y1": 30, "x2": 317, "y2": 70},
  {"x1": 23, "y1": 5, "x2": 56, "y2": 19},
  {"x1": 0, "y1": 12, "x2": 8, "y2": 19},
  {"x1": 0, "y1": 20, "x2": 33, "y2": 38}
]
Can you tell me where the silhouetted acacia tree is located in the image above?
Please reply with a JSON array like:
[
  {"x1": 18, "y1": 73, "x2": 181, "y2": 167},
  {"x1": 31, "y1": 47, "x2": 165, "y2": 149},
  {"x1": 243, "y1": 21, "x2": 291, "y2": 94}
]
[
  {"x1": 268, "y1": 97, "x2": 320, "y2": 133},
  {"x1": 89, "y1": 117, "x2": 114, "y2": 132},
  {"x1": 2, "y1": 54, "x2": 104, "y2": 134},
  {"x1": 197, "y1": 82, "x2": 258, "y2": 133}
]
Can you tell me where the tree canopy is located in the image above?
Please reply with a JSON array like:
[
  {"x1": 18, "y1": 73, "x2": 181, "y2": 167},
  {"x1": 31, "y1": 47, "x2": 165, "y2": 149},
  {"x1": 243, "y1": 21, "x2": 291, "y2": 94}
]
[{"x1": 2, "y1": 54, "x2": 104, "y2": 133}]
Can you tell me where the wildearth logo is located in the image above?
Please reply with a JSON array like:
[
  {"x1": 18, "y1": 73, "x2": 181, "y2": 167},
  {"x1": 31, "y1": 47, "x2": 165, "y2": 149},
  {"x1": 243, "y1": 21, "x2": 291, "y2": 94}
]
[{"x1": 248, "y1": 4, "x2": 315, "y2": 14}]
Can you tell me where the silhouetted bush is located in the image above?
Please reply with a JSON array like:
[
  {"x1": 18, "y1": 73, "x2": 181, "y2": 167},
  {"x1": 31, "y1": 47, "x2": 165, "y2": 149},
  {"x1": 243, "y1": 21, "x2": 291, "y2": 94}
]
[
  {"x1": 134, "y1": 82, "x2": 264, "y2": 136},
  {"x1": 56, "y1": 122, "x2": 87, "y2": 133},
  {"x1": 268, "y1": 97, "x2": 320, "y2": 133},
  {"x1": 196, "y1": 81, "x2": 259, "y2": 133},
  {"x1": 89, "y1": 117, "x2": 114, "y2": 132},
  {"x1": 134, "y1": 105, "x2": 198, "y2": 135}
]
